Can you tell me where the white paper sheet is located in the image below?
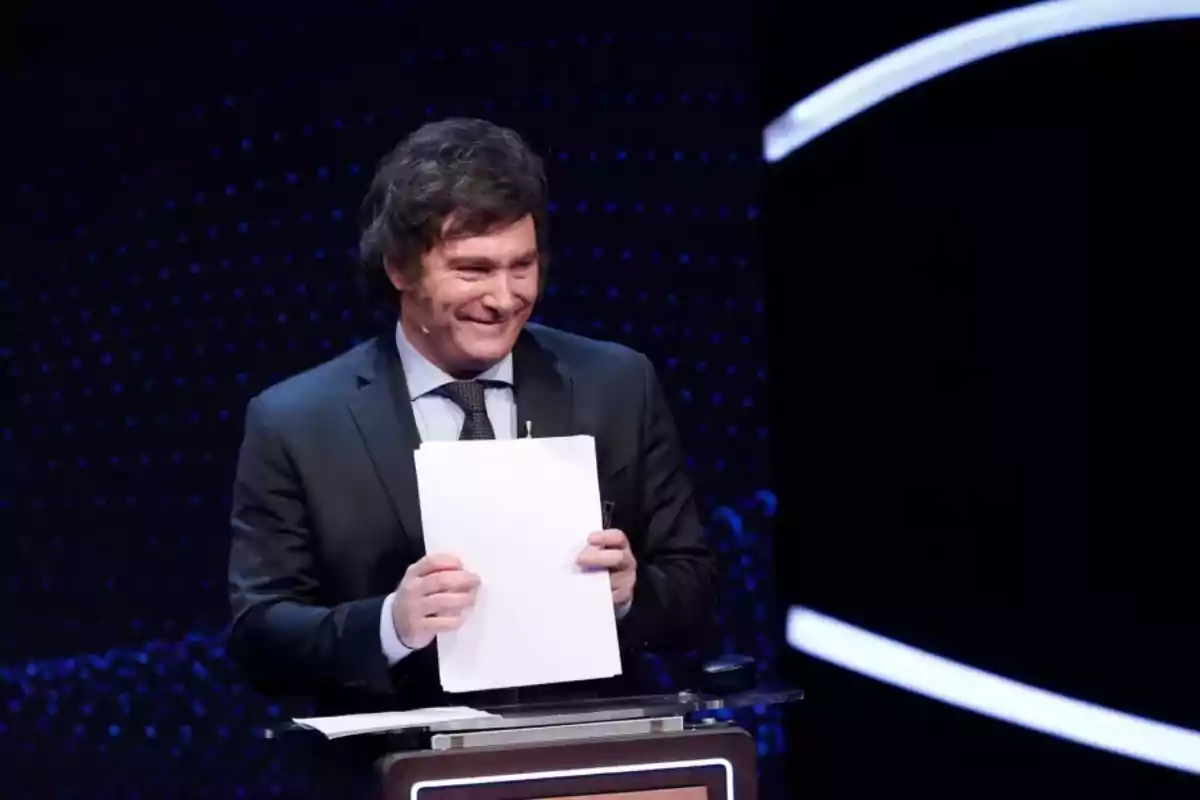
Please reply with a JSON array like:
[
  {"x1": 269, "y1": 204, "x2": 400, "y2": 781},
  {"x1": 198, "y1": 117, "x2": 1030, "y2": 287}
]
[
  {"x1": 414, "y1": 435, "x2": 622, "y2": 693},
  {"x1": 293, "y1": 706, "x2": 495, "y2": 739}
]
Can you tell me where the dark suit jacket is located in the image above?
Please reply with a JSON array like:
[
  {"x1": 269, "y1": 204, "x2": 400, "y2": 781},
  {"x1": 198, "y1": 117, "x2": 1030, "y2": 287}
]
[{"x1": 227, "y1": 323, "x2": 718, "y2": 716}]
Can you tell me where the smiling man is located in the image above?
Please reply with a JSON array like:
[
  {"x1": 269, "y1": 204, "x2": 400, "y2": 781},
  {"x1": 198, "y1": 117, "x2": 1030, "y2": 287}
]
[{"x1": 226, "y1": 118, "x2": 717, "y2": 718}]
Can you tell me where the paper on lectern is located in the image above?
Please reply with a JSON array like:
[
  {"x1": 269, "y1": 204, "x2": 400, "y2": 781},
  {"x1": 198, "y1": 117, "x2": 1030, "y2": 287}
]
[{"x1": 294, "y1": 706, "x2": 495, "y2": 739}]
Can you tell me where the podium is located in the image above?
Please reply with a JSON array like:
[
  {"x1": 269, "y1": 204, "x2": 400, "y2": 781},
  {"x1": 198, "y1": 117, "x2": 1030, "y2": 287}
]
[{"x1": 270, "y1": 689, "x2": 802, "y2": 800}]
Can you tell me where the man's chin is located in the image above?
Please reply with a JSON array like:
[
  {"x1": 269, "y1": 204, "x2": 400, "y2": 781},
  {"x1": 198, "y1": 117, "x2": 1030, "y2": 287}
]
[{"x1": 456, "y1": 325, "x2": 520, "y2": 363}]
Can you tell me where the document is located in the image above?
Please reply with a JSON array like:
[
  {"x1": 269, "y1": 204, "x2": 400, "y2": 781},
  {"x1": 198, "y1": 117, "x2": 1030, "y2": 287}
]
[
  {"x1": 294, "y1": 706, "x2": 495, "y2": 739},
  {"x1": 414, "y1": 435, "x2": 623, "y2": 693}
]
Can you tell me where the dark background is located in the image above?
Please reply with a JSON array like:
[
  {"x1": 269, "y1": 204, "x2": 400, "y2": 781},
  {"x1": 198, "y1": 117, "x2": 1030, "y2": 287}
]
[{"x1": 763, "y1": 2, "x2": 1200, "y2": 795}]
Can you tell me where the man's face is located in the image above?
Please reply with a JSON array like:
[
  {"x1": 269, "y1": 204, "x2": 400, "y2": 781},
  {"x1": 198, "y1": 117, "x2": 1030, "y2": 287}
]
[{"x1": 390, "y1": 214, "x2": 539, "y2": 376}]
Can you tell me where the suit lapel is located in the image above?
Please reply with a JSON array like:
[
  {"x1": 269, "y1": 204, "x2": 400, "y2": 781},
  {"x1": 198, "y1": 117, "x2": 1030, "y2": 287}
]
[
  {"x1": 347, "y1": 334, "x2": 426, "y2": 555},
  {"x1": 513, "y1": 327, "x2": 575, "y2": 440}
]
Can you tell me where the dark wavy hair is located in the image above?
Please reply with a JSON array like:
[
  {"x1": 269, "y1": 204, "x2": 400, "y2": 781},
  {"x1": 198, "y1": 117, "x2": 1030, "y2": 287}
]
[{"x1": 357, "y1": 117, "x2": 550, "y2": 310}]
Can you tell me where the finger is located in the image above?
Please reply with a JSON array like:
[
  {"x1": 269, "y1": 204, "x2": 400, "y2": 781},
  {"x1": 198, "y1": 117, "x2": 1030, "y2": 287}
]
[
  {"x1": 420, "y1": 590, "x2": 477, "y2": 615},
  {"x1": 420, "y1": 570, "x2": 480, "y2": 595},
  {"x1": 576, "y1": 546, "x2": 625, "y2": 569},
  {"x1": 587, "y1": 529, "x2": 628, "y2": 548},
  {"x1": 421, "y1": 615, "x2": 468, "y2": 634},
  {"x1": 408, "y1": 553, "x2": 463, "y2": 577},
  {"x1": 587, "y1": 547, "x2": 626, "y2": 568}
]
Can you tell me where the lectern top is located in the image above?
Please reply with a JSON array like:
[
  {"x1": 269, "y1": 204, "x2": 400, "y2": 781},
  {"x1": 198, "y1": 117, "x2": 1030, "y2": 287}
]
[{"x1": 266, "y1": 687, "x2": 803, "y2": 740}]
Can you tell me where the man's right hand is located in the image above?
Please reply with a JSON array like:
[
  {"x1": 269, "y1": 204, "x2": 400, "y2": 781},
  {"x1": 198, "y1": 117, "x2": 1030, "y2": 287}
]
[{"x1": 392, "y1": 554, "x2": 480, "y2": 651}]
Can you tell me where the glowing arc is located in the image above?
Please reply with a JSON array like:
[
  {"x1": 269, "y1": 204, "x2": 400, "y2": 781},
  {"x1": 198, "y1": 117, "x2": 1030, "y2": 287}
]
[{"x1": 763, "y1": 0, "x2": 1200, "y2": 161}]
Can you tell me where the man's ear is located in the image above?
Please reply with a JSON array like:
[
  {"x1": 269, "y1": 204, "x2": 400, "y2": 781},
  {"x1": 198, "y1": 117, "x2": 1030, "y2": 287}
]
[{"x1": 383, "y1": 257, "x2": 410, "y2": 293}]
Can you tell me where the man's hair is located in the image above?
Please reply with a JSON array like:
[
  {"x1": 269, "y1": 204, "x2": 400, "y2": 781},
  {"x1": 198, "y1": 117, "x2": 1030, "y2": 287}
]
[{"x1": 357, "y1": 117, "x2": 550, "y2": 309}]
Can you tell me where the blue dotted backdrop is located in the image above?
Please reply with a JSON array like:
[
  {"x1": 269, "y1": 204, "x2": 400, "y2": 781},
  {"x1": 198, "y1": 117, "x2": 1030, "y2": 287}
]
[{"x1": 3, "y1": 10, "x2": 778, "y2": 797}]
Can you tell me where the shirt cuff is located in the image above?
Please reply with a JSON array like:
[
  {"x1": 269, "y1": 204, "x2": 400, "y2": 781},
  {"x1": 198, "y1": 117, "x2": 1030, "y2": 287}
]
[
  {"x1": 615, "y1": 597, "x2": 633, "y2": 621},
  {"x1": 380, "y1": 591, "x2": 415, "y2": 665}
]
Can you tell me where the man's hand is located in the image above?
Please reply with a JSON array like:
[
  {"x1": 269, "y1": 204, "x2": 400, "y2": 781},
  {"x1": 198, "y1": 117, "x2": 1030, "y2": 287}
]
[
  {"x1": 392, "y1": 554, "x2": 480, "y2": 651},
  {"x1": 576, "y1": 529, "x2": 637, "y2": 608}
]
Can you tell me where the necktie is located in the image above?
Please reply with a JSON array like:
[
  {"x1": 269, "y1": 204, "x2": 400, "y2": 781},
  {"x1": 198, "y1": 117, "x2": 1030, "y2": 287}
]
[{"x1": 436, "y1": 380, "x2": 496, "y2": 440}]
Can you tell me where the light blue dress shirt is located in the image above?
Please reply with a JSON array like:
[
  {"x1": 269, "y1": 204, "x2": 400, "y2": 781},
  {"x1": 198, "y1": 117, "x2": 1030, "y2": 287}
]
[{"x1": 398, "y1": 324, "x2": 518, "y2": 442}]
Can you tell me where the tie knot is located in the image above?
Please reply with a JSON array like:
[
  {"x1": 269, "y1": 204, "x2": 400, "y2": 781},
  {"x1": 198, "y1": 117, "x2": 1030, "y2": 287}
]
[{"x1": 435, "y1": 380, "x2": 489, "y2": 415}]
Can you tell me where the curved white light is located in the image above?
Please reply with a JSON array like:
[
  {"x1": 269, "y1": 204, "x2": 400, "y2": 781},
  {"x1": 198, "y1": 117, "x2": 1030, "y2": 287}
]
[
  {"x1": 770, "y1": 0, "x2": 1200, "y2": 773},
  {"x1": 763, "y1": 0, "x2": 1200, "y2": 161},
  {"x1": 788, "y1": 606, "x2": 1200, "y2": 774}
]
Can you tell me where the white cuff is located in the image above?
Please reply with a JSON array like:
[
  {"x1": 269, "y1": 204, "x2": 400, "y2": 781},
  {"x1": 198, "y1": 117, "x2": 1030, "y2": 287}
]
[
  {"x1": 380, "y1": 591, "x2": 415, "y2": 665},
  {"x1": 615, "y1": 597, "x2": 633, "y2": 621}
]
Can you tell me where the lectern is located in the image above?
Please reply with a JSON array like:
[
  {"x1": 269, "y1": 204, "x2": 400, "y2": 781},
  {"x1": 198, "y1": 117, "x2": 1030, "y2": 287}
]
[{"x1": 270, "y1": 689, "x2": 801, "y2": 800}]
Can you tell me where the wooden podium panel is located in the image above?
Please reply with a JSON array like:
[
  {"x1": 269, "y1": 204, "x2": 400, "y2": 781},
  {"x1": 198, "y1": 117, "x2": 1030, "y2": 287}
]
[{"x1": 380, "y1": 726, "x2": 757, "y2": 800}]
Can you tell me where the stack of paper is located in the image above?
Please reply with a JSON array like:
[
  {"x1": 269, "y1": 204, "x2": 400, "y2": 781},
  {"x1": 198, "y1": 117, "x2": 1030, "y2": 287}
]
[
  {"x1": 414, "y1": 435, "x2": 622, "y2": 693},
  {"x1": 294, "y1": 706, "x2": 495, "y2": 739}
]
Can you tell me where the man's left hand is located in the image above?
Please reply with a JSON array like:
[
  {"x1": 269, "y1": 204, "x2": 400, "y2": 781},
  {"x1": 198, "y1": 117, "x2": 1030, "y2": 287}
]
[{"x1": 576, "y1": 529, "x2": 637, "y2": 608}]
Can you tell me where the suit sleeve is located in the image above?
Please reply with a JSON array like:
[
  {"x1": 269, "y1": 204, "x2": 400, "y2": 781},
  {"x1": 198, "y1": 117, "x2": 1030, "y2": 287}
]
[
  {"x1": 618, "y1": 356, "x2": 720, "y2": 654},
  {"x1": 227, "y1": 396, "x2": 397, "y2": 698}
]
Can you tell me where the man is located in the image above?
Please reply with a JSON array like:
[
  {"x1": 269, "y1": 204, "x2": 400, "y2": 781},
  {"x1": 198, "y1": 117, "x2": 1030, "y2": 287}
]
[{"x1": 227, "y1": 118, "x2": 717, "y2": 717}]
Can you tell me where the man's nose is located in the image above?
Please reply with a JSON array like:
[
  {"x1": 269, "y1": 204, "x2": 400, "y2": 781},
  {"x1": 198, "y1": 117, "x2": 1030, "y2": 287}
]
[{"x1": 482, "y1": 274, "x2": 518, "y2": 311}]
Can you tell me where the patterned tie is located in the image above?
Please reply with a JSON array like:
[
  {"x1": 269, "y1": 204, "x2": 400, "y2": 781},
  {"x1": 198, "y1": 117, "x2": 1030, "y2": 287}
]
[{"x1": 436, "y1": 380, "x2": 496, "y2": 440}]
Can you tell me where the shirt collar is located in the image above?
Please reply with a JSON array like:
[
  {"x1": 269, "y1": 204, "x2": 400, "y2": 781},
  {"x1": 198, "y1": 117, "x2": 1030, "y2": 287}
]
[{"x1": 394, "y1": 320, "x2": 514, "y2": 400}]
